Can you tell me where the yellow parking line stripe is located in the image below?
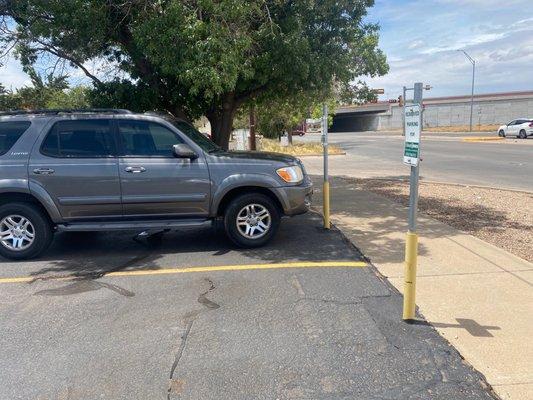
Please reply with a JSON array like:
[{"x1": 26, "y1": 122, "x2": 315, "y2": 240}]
[
  {"x1": 0, "y1": 261, "x2": 367, "y2": 284},
  {"x1": 0, "y1": 276, "x2": 37, "y2": 284}
]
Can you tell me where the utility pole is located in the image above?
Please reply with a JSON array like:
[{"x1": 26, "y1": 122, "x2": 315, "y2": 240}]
[
  {"x1": 249, "y1": 105, "x2": 256, "y2": 151},
  {"x1": 458, "y1": 50, "x2": 475, "y2": 132}
]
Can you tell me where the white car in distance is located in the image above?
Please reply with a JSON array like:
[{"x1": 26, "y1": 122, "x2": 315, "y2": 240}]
[{"x1": 498, "y1": 118, "x2": 532, "y2": 139}]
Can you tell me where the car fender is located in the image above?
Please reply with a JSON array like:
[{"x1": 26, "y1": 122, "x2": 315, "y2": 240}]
[
  {"x1": 28, "y1": 181, "x2": 62, "y2": 222},
  {"x1": 210, "y1": 173, "x2": 287, "y2": 216},
  {"x1": 0, "y1": 179, "x2": 61, "y2": 223}
]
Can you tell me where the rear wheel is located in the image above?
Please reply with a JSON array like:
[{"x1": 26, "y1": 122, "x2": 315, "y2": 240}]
[
  {"x1": 0, "y1": 203, "x2": 53, "y2": 260},
  {"x1": 224, "y1": 193, "x2": 280, "y2": 248},
  {"x1": 519, "y1": 129, "x2": 527, "y2": 139},
  {"x1": 498, "y1": 130, "x2": 506, "y2": 137}
]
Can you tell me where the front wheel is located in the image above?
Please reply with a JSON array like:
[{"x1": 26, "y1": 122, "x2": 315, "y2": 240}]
[
  {"x1": 498, "y1": 130, "x2": 506, "y2": 137},
  {"x1": 519, "y1": 129, "x2": 527, "y2": 139},
  {"x1": 0, "y1": 203, "x2": 53, "y2": 260},
  {"x1": 224, "y1": 193, "x2": 280, "y2": 248}
]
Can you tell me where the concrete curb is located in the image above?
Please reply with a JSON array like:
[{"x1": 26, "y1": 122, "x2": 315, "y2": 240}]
[
  {"x1": 325, "y1": 215, "x2": 503, "y2": 400},
  {"x1": 295, "y1": 152, "x2": 346, "y2": 157},
  {"x1": 462, "y1": 137, "x2": 504, "y2": 142}
]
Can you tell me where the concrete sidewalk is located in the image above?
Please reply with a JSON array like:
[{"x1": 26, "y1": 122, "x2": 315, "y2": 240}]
[{"x1": 310, "y1": 175, "x2": 533, "y2": 400}]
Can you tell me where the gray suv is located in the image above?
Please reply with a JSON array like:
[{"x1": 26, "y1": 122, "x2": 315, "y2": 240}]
[{"x1": 0, "y1": 109, "x2": 313, "y2": 260}]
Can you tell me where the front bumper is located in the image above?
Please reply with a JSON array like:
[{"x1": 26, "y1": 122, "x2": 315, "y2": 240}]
[{"x1": 274, "y1": 176, "x2": 314, "y2": 216}]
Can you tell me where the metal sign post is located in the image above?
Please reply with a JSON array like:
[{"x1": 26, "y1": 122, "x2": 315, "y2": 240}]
[
  {"x1": 322, "y1": 104, "x2": 330, "y2": 229},
  {"x1": 403, "y1": 82, "x2": 424, "y2": 321}
]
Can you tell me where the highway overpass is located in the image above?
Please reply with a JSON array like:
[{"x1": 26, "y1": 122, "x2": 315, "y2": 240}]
[{"x1": 331, "y1": 90, "x2": 533, "y2": 132}]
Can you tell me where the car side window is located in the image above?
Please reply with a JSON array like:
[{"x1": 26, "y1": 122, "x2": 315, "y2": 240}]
[
  {"x1": 0, "y1": 121, "x2": 31, "y2": 156},
  {"x1": 41, "y1": 120, "x2": 116, "y2": 158},
  {"x1": 118, "y1": 120, "x2": 184, "y2": 157}
]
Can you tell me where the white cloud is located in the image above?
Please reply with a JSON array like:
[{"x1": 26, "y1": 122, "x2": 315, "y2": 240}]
[
  {"x1": 365, "y1": 0, "x2": 533, "y2": 98},
  {"x1": 407, "y1": 40, "x2": 425, "y2": 50},
  {"x1": 0, "y1": 57, "x2": 31, "y2": 89}
]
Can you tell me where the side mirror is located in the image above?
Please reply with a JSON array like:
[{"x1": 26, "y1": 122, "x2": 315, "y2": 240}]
[{"x1": 173, "y1": 144, "x2": 198, "y2": 159}]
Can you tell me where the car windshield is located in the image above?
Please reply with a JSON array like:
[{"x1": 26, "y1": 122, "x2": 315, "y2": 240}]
[{"x1": 170, "y1": 119, "x2": 221, "y2": 153}]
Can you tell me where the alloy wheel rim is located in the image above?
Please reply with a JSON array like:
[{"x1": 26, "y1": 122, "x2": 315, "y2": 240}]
[
  {"x1": 236, "y1": 204, "x2": 271, "y2": 239},
  {"x1": 0, "y1": 215, "x2": 35, "y2": 251}
]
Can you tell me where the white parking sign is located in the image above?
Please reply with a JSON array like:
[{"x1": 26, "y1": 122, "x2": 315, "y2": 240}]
[{"x1": 403, "y1": 104, "x2": 421, "y2": 166}]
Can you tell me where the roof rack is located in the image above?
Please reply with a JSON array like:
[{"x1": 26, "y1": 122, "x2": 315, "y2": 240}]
[{"x1": 0, "y1": 108, "x2": 132, "y2": 116}]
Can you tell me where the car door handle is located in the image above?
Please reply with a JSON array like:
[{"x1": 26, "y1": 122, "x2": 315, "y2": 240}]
[
  {"x1": 33, "y1": 168, "x2": 55, "y2": 175},
  {"x1": 125, "y1": 166, "x2": 146, "y2": 173}
]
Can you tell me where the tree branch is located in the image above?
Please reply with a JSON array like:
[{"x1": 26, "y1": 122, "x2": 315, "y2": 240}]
[
  {"x1": 32, "y1": 41, "x2": 104, "y2": 87},
  {"x1": 235, "y1": 82, "x2": 269, "y2": 105}
]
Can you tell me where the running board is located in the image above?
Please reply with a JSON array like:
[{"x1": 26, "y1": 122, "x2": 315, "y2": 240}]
[{"x1": 56, "y1": 219, "x2": 213, "y2": 232}]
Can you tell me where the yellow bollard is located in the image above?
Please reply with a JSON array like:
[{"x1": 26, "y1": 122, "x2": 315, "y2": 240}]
[
  {"x1": 323, "y1": 180, "x2": 331, "y2": 229},
  {"x1": 402, "y1": 231, "x2": 418, "y2": 320}
]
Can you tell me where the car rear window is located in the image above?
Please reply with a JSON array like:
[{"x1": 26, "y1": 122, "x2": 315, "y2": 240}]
[{"x1": 0, "y1": 121, "x2": 31, "y2": 156}]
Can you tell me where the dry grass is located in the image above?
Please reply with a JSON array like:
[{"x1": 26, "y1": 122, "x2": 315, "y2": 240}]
[
  {"x1": 260, "y1": 138, "x2": 344, "y2": 156},
  {"x1": 424, "y1": 124, "x2": 499, "y2": 132},
  {"x1": 357, "y1": 179, "x2": 533, "y2": 262}
]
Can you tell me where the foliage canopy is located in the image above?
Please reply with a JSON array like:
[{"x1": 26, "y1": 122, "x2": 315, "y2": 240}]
[{"x1": 1, "y1": 0, "x2": 388, "y2": 147}]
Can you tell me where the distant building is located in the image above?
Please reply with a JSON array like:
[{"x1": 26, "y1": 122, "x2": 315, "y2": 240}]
[{"x1": 331, "y1": 90, "x2": 533, "y2": 131}]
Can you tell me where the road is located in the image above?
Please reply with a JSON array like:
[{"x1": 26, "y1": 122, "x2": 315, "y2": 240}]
[
  {"x1": 0, "y1": 212, "x2": 496, "y2": 399},
  {"x1": 298, "y1": 132, "x2": 532, "y2": 192}
]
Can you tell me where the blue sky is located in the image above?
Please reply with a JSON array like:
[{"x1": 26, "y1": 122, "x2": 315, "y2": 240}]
[
  {"x1": 1, "y1": 0, "x2": 532, "y2": 100},
  {"x1": 364, "y1": 0, "x2": 533, "y2": 99}
]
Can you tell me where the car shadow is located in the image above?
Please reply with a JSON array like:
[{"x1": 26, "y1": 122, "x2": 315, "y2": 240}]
[{"x1": 23, "y1": 211, "x2": 362, "y2": 281}]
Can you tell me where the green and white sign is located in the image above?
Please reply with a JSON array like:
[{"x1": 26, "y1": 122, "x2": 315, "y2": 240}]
[{"x1": 403, "y1": 104, "x2": 421, "y2": 166}]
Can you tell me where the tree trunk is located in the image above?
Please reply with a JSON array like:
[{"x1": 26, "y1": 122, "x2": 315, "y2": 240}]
[{"x1": 207, "y1": 95, "x2": 237, "y2": 150}]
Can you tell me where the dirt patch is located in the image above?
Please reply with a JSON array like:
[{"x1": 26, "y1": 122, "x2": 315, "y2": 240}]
[
  {"x1": 357, "y1": 179, "x2": 533, "y2": 262},
  {"x1": 260, "y1": 138, "x2": 343, "y2": 156}
]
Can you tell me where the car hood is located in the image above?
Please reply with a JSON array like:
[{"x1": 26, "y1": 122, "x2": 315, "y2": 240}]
[{"x1": 208, "y1": 150, "x2": 298, "y2": 165}]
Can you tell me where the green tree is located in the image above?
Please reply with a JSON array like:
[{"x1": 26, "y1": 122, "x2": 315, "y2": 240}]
[
  {"x1": 0, "y1": 70, "x2": 91, "y2": 111},
  {"x1": 1, "y1": 0, "x2": 388, "y2": 148},
  {"x1": 0, "y1": 83, "x2": 18, "y2": 110},
  {"x1": 3, "y1": 66, "x2": 91, "y2": 110}
]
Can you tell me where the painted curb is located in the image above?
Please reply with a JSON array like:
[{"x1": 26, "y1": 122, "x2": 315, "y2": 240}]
[{"x1": 462, "y1": 137, "x2": 504, "y2": 142}]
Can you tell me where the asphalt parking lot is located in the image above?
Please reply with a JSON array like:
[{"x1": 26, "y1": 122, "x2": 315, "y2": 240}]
[{"x1": 0, "y1": 212, "x2": 496, "y2": 399}]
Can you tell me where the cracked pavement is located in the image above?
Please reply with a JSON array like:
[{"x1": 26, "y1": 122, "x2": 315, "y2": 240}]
[{"x1": 0, "y1": 212, "x2": 497, "y2": 399}]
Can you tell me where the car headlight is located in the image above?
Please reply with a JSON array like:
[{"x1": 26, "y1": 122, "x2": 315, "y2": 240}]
[{"x1": 276, "y1": 165, "x2": 304, "y2": 183}]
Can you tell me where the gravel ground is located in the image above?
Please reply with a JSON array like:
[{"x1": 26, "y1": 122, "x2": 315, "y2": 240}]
[{"x1": 357, "y1": 179, "x2": 533, "y2": 262}]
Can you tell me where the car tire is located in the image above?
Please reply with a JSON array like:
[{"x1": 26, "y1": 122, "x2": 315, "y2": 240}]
[
  {"x1": 519, "y1": 129, "x2": 527, "y2": 139},
  {"x1": 498, "y1": 130, "x2": 506, "y2": 137},
  {"x1": 224, "y1": 193, "x2": 280, "y2": 248},
  {"x1": 0, "y1": 203, "x2": 53, "y2": 260}
]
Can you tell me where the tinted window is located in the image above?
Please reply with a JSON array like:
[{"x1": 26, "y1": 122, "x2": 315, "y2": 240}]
[
  {"x1": 515, "y1": 119, "x2": 528, "y2": 125},
  {"x1": 41, "y1": 120, "x2": 115, "y2": 158},
  {"x1": 0, "y1": 121, "x2": 31, "y2": 156},
  {"x1": 118, "y1": 120, "x2": 183, "y2": 157},
  {"x1": 171, "y1": 120, "x2": 221, "y2": 153}
]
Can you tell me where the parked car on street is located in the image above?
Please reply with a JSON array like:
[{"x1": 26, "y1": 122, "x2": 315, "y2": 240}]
[
  {"x1": 497, "y1": 118, "x2": 532, "y2": 138},
  {"x1": 0, "y1": 109, "x2": 313, "y2": 260}
]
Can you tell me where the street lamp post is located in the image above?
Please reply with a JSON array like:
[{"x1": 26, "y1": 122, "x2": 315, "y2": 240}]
[{"x1": 458, "y1": 50, "x2": 475, "y2": 132}]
